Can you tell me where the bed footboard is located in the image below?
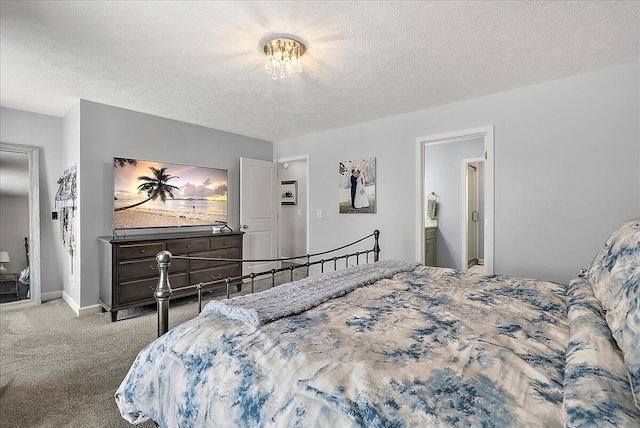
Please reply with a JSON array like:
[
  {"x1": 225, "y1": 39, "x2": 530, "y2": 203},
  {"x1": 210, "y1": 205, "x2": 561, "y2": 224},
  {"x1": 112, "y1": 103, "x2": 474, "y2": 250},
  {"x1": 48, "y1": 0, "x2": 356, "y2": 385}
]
[{"x1": 153, "y1": 230, "x2": 380, "y2": 337}]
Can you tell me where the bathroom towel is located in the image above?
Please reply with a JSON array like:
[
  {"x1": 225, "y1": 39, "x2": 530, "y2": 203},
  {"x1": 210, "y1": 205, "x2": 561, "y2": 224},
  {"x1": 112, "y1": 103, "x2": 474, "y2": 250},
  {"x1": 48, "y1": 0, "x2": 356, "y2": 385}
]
[{"x1": 427, "y1": 199, "x2": 437, "y2": 218}]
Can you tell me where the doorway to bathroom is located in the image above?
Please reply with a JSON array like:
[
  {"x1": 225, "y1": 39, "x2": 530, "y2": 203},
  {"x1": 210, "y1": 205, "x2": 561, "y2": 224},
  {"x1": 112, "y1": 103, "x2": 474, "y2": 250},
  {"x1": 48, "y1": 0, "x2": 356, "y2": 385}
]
[{"x1": 415, "y1": 126, "x2": 494, "y2": 274}]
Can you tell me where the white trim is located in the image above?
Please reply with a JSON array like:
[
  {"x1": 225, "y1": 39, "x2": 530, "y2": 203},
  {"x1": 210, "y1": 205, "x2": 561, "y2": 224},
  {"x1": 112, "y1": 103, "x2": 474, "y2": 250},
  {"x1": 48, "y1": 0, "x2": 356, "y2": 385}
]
[
  {"x1": 62, "y1": 291, "x2": 80, "y2": 316},
  {"x1": 275, "y1": 154, "x2": 310, "y2": 257},
  {"x1": 0, "y1": 143, "x2": 42, "y2": 305},
  {"x1": 60, "y1": 292, "x2": 100, "y2": 316},
  {"x1": 415, "y1": 141, "x2": 425, "y2": 264},
  {"x1": 415, "y1": 125, "x2": 494, "y2": 274},
  {"x1": 78, "y1": 303, "x2": 103, "y2": 317}
]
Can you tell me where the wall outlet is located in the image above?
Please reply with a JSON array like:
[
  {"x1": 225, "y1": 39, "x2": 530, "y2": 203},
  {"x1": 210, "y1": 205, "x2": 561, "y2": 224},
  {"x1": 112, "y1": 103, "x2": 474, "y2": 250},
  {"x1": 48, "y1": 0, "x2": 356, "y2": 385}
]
[
  {"x1": 316, "y1": 209, "x2": 322, "y2": 218},
  {"x1": 52, "y1": 211, "x2": 58, "y2": 220}
]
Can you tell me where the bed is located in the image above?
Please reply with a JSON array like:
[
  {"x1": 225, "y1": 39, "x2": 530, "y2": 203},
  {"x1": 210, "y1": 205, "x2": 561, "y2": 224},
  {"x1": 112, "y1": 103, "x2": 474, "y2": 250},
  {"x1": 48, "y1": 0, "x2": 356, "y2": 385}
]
[{"x1": 115, "y1": 219, "x2": 640, "y2": 427}]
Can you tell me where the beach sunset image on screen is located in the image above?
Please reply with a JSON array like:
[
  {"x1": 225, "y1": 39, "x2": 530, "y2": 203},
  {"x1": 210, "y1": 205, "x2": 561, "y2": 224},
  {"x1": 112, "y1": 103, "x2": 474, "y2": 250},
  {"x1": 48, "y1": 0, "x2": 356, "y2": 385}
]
[{"x1": 113, "y1": 158, "x2": 228, "y2": 230}]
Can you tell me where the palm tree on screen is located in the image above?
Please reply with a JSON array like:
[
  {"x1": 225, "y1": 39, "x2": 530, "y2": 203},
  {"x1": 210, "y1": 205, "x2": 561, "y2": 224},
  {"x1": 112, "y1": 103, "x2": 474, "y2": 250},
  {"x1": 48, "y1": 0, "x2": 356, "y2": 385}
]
[
  {"x1": 115, "y1": 167, "x2": 180, "y2": 211},
  {"x1": 114, "y1": 158, "x2": 138, "y2": 168}
]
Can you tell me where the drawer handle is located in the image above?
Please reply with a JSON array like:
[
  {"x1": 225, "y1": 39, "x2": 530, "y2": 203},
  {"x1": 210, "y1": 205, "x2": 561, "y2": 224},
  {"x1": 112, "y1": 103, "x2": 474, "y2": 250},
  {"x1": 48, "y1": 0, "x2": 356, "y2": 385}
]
[
  {"x1": 149, "y1": 265, "x2": 157, "y2": 271},
  {"x1": 223, "y1": 242, "x2": 227, "y2": 245},
  {"x1": 187, "y1": 245, "x2": 191, "y2": 249},
  {"x1": 140, "y1": 249, "x2": 145, "y2": 253},
  {"x1": 211, "y1": 274, "x2": 222, "y2": 280}
]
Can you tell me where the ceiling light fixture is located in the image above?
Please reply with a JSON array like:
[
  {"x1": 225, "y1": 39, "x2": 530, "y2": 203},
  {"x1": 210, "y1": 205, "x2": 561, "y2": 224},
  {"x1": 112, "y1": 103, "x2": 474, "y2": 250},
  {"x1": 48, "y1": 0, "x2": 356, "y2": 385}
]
[{"x1": 263, "y1": 37, "x2": 304, "y2": 80}]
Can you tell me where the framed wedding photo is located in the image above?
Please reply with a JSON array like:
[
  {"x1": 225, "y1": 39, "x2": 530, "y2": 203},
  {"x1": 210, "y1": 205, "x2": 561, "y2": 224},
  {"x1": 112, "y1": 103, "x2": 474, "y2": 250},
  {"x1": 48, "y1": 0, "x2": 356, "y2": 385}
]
[
  {"x1": 338, "y1": 157, "x2": 376, "y2": 214},
  {"x1": 281, "y1": 180, "x2": 297, "y2": 205}
]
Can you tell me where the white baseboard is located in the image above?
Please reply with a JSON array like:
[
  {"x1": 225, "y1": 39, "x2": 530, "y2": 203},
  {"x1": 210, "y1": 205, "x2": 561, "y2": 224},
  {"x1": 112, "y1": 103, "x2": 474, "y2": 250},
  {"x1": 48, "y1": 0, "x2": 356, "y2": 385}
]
[
  {"x1": 78, "y1": 303, "x2": 102, "y2": 317},
  {"x1": 61, "y1": 291, "x2": 103, "y2": 317},
  {"x1": 62, "y1": 291, "x2": 80, "y2": 316},
  {"x1": 41, "y1": 290, "x2": 63, "y2": 302}
]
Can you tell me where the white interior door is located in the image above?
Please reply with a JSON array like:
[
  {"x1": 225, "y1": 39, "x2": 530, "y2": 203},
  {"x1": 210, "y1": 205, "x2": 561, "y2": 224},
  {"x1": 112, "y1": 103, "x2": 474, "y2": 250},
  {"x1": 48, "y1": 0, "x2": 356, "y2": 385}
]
[{"x1": 240, "y1": 157, "x2": 278, "y2": 274}]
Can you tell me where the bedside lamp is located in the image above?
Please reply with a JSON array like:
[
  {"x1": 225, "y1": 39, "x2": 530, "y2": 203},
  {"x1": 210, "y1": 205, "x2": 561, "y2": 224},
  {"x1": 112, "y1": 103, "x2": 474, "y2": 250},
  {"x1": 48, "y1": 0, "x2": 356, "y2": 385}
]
[{"x1": 0, "y1": 251, "x2": 9, "y2": 275}]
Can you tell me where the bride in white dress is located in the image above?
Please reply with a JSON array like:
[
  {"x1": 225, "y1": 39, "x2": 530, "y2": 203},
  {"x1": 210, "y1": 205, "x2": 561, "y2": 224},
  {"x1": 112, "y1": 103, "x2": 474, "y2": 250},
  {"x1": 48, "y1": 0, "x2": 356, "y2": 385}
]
[{"x1": 354, "y1": 170, "x2": 369, "y2": 209}]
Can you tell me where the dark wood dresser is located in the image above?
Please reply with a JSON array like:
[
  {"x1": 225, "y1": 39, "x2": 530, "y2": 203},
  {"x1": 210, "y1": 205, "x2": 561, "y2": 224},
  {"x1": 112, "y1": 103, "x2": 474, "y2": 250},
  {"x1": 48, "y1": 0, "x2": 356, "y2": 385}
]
[{"x1": 98, "y1": 230, "x2": 243, "y2": 321}]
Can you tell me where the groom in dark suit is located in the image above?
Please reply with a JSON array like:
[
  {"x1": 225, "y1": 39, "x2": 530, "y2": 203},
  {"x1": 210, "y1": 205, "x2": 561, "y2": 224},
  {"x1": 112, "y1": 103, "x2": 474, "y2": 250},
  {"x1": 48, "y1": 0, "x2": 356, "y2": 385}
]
[{"x1": 350, "y1": 169, "x2": 358, "y2": 208}]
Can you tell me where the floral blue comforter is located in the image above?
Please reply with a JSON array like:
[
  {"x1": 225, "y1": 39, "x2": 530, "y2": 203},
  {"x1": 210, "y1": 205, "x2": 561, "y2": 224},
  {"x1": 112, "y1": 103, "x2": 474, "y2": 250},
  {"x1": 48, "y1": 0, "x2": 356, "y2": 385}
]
[
  {"x1": 117, "y1": 266, "x2": 573, "y2": 427},
  {"x1": 564, "y1": 277, "x2": 640, "y2": 427},
  {"x1": 116, "y1": 266, "x2": 580, "y2": 427}
]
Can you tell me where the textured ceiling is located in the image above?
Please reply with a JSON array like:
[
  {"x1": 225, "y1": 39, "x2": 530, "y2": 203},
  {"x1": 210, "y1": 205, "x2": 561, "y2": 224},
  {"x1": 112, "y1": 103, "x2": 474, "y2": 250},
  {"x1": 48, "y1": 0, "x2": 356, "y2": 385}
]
[
  {"x1": 0, "y1": 151, "x2": 29, "y2": 196},
  {"x1": 1, "y1": 1, "x2": 639, "y2": 142}
]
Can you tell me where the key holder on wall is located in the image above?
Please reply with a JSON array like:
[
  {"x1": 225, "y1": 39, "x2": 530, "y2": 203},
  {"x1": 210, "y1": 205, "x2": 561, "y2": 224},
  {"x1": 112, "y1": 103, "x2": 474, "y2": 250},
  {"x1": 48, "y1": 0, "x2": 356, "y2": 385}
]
[{"x1": 55, "y1": 165, "x2": 77, "y2": 272}]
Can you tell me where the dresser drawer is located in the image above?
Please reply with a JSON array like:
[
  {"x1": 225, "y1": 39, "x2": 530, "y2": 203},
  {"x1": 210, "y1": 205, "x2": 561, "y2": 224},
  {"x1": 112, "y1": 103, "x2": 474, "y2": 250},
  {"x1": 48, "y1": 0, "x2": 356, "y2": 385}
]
[
  {"x1": 210, "y1": 235, "x2": 241, "y2": 250},
  {"x1": 189, "y1": 248, "x2": 241, "y2": 270},
  {"x1": 99, "y1": 231, "x2": 243, "y2": 321},
  {"x1": 190, "y1": 265, "x2": 240, "y2": 285},
  {"x1": 167, "y1": 239, "x2": 209, "y2": 254},
  {"x1": 119, "y1": 258, "x2": 187, "y2": 281},
  {"x1": 118, "y1": 243, "x2": 166, "y2": 260},
  {"x1": 118, "y1": 273, "x2": 188, "y2": 304}
]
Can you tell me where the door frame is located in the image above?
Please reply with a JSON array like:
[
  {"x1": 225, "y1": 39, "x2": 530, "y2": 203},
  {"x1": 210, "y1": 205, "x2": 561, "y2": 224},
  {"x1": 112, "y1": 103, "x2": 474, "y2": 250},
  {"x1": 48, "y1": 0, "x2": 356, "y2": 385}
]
[
  {"x1": 415, "y1": 125, "x2": 494, "y2": 274},
  {"x1": 275, "y1": 154, "x2": 310, "y2": 258},
  {"x1": 0, "y1": 143, "x2": 41, "y2": 306},
  {"x1": 462, "y1": 158, "x2": 483, "y2": 272}
]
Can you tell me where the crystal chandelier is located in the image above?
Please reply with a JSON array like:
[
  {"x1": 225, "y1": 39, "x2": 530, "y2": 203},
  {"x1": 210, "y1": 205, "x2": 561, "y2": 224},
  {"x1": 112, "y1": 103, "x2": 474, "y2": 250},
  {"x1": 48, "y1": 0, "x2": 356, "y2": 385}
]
[{"x1": 263, "y1": 37, "x2": 304, "y2": 80}]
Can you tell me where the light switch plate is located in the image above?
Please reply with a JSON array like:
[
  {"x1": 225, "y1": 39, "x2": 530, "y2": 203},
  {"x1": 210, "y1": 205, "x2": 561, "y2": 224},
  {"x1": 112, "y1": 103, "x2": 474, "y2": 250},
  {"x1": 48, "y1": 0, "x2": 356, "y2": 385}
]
[{"x1": 316, "y1": 209, "x2": 322, "y2": 218}]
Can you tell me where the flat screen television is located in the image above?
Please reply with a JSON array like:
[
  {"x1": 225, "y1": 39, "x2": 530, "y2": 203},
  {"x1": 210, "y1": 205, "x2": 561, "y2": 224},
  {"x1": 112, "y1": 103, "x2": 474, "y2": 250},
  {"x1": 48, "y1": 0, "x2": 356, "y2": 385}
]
[{"x1": 113, "y1": 157, "x2": 228, "y2": 230}]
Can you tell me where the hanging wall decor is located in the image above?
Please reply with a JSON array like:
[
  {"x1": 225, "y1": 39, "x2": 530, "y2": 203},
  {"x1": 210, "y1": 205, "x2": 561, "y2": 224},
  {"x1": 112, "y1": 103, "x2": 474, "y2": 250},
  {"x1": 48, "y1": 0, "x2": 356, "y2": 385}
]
[
  {"x1": 281, "y1": 180, "x2": 297, "y2": 205},
  {"x1": 338, "y1": 157, "x2": 376, "y2": 214},
  {"x1": 55, "y1": 165, "x2": 77, "y2": 270}
]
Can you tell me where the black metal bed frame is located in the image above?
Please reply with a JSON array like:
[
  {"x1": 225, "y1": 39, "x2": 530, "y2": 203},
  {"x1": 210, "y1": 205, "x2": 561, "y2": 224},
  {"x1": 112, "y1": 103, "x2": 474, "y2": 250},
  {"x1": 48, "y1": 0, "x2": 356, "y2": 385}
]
[{"x1": 153, "y1": 230, "x2": 380, "y2": 337}]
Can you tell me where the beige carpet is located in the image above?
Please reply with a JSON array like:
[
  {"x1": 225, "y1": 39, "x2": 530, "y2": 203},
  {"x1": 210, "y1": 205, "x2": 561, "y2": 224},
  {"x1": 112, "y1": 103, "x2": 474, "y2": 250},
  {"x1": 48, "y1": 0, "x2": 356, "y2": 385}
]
[{"x1": 0, "y1": 268, "x2": 307, "y2": 427}]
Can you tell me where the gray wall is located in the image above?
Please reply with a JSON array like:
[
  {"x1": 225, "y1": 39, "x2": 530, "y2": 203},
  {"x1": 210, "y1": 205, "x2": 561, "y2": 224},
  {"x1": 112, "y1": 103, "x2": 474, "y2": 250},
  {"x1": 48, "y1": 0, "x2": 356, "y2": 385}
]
[
  {"x1": 424, "y1": 138, "x2": 484, "y2": 270},
  {"x1": 0, "y1": 194, "x2": 30, "y2": 274},
  {"x1": 75, "y1": 101, "x2": 273, "y2": 308},
  {"x1": 274, "y1": 61, "x2": 640, "y2": 284},
  {"x1": 0, "y1": 108, "x2": 64, "y2": 298},
  {"x1": 278, "y1": 160, "x2": 308, "y2": 258}
]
